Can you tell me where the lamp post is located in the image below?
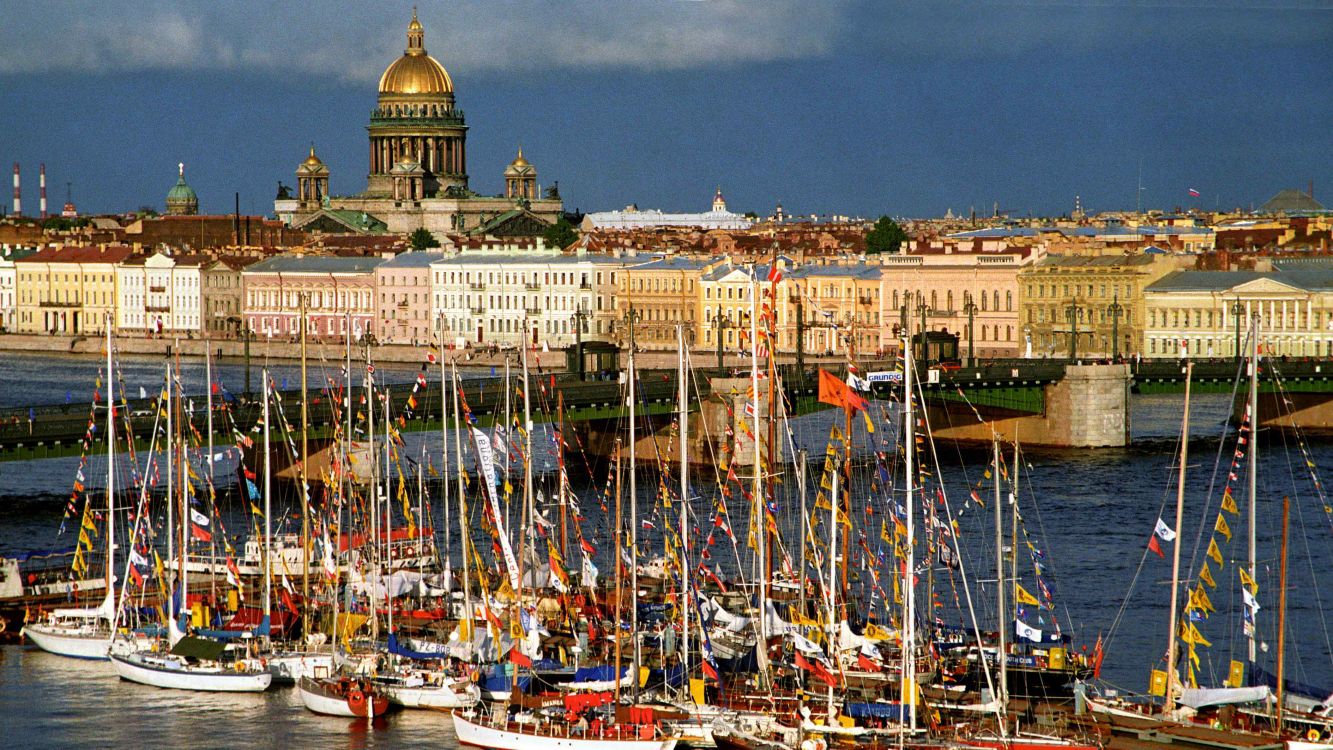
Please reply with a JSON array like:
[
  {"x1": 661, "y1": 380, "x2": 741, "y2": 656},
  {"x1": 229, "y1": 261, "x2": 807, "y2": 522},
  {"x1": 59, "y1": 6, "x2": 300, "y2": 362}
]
[
  {"x1": 1232, "y1": 300, "x2": 1245, "y2": 361},
  {"x1": 916, "y1": 297, "x2": 930, "y2": 362},
  {"x1": 572, "y1": 305, "x2": 588, "y2": 380},
  {"x1": 1065, "y1": 299, "x2": 1081, "y2": 361},
  {"x1": 963, "y1": 295, "x2": 978, "y2": 367},
  {"x1": 714, "y1": 315, "x2": 730, "y2": 370},
  {"x1": 1109, "y1": 296, "x2": 1124, "y2": 360}
]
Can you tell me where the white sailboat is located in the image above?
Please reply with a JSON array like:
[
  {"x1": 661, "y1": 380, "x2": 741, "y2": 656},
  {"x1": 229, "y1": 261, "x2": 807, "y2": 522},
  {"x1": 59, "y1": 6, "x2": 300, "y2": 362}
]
[{"x1": 23, "y1": 323, "x2": 121, "y2": 660}]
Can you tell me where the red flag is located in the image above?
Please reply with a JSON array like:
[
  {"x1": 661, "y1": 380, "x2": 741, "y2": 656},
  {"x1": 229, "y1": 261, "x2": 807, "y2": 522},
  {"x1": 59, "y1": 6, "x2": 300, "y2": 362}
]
[
  {"x1": 280, "y1": 588, "x2": 300, "y2": 617},
  {"x1": 857, "y1": 651, "x2": 881, "y2": 673},
  {"x1": 509, "y1": 647, "x2": 532, "y2": 668},
  {"x1": 1092, "y1": 635, "x2": 1105, "y2": 679},
  {"x1": 190, "y1": 523, "x2": 212, "y2": 543},
  {"x1": 818, "y1": 369, "x2": 867, "y2": 413},
  {"x1": 701, "y1": 657, "x2": 719, "y2": 681},
  {"x1": 795, "y1": 652, "x2": 837, "y2": 687},
  {"x1": 1148, "y1": 535, "x2": 1164, "y2": 558},
  {"x1": 581, "y1": 538, "x2": 597, "y2": 555}
]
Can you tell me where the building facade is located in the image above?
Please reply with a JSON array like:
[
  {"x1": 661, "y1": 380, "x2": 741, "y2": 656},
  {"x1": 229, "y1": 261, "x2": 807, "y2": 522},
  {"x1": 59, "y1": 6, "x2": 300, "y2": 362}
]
[
  {"x1": 0, "y1": 247, "x2": 38, "y2": 332},
  {"x1": 1018, "y1": 254, "x2": 1184, "y2": 359},
  {"x1": 781, "y1": 264, "x2": 883, "y2": 356},
  {"x1": 375, "y1": 250, "x2": 441, "y2": 345},
  {"x1": 616, "y1": 257, "x2": 711, "y2": 350},
  {"x1": 242, "y1": 254, "x2": 385, "y2": 340},
  {"x1": 13, "y1": 245, "x2": 135, "y2": 334},
  {"x1": 1143, "y1": 269, "x2": 1333, "y2": 358},
  {"x1": 115, "y1": 251, "x2": 205, "y2": 335},
  {"x1": 201, "y1": 257, "x2": 250, "y2": 338}
]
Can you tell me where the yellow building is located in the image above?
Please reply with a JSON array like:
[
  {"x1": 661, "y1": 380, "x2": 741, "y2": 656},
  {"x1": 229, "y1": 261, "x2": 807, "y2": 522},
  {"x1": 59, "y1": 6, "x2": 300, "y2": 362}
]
[
  {"x1": 780, "y1": 264, "x2": 882, "y2": 356},
  {"x1": 14, "y1": 245, "x2": 135, "y2": 334},
  {"x1": 1018, "y1": 253, "x2": 1184, "y2": 359},
  {"x1": 616, "y1": 257, "x2": 713, "y2": 350},
  {"x1": 1143, "y1": 266, "x2": 1333, "y2": 358}
]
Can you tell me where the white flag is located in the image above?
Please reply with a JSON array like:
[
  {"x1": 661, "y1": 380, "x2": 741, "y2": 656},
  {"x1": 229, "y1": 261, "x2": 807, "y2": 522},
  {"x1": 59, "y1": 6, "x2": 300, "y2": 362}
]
[
  {"x1": 1242, "y1": 588, "x2": 1261, "y2": 613},
  {"x1": 1154, "y1": 518, "x2": 1176, "y2": 542},
  {"x1": 1015, "y1": 619, "x2": 1043, "y2": 642},
  {"x1": 190, "y1": 508, "x2": 210, "y2": 527}
]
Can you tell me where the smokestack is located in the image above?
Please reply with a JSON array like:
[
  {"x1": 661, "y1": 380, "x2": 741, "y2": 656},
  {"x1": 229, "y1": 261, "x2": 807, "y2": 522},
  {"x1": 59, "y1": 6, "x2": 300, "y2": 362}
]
[
  {"x1": 12, "y1": 163, "x2": 20, "y2": 216},
  {"x1": 39, "y1": 163, "x2": 47, "y2": 219}
]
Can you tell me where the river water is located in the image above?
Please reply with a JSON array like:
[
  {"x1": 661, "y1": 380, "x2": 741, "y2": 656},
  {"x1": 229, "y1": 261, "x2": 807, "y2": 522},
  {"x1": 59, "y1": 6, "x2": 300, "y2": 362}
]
[{"x1": 2, "y1": 351, "x2": 1332, "y2": 748}]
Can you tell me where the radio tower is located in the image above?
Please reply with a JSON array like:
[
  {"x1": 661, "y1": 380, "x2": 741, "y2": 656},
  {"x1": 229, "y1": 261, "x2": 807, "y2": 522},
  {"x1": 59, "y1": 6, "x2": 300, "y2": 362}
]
[
  {"x1": 11, "y1": 163, "x2": 20, "y2": 216},
  {"x1": 39, "y1": 163, "x2": 48, "y2": 219}
]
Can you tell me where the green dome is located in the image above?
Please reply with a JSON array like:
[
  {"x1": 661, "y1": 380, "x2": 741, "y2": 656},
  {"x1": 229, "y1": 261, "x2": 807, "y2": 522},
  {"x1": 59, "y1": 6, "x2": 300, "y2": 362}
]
[{"x1": 165, "y1": 164, "x2": 198, "y2": 215}]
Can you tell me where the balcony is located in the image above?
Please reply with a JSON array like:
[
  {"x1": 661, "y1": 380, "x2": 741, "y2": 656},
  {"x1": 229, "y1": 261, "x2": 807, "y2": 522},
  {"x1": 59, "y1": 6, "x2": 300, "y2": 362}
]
[
  {"x1": 579, "y1": 282, "x2": 592, "y2": 290},
  {"x1": 524, "y1": 283, "x2": 541, "y2": 292},
  {"x1": 145, "y1": 305, "x2": 170, "y2": 313},
  {"x1": 469, "y1": 282, "x2": 486, "y2": 291},
  {"x1": 469, "y1": 306, "x2": 486, "y2": 315},
  {"x1": 929, "y1": 309, "x2": 957, "y2": 318},
  {"x1": 858, "y1": 296, "x2": 874, "y2": 306},
  {"x1": 525, "y1": 307, "x2": 542, "y2": 316},
  {"x1": 148, "y1": 285, "x2": 167, "y2": 293},
  {"x1": 39, "y1": 299, "x2": 79, "y2": 308}
]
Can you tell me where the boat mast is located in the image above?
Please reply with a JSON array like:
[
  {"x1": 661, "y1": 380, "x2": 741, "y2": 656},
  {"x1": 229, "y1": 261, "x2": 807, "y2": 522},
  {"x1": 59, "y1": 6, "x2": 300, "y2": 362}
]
[
  {"x1": 994, "y1": 437, "x2": 1008, "y2": 734},
  {"x1": 450, "y1": 360, "x2": 472, "y2": 640},
  {"x1": 301, "y1": 294, "x2": 311, "y2": 638},
  {"x1": 104, "y1": 320, "x2": 116, "y2": 613},
  {"x1": 205, "y1": 335, "x2": 217, "y2": 609},
  {"x1": 1247, "y1": 314, "x2": 1259, "y2": 666},
  {"x1": 263, "y1": 367, "x2": 273, "y2": 634},
  {"x1": 628, "y1": 309, "x2": 640, "y2": 701},
  {"x1": 559, "y1": 390, "x2": 568, "y2": 561},
  {"x1": 902, "y1": 322, "x2": 917, "y2": 730},
  {"x1": 827, "y1": 457, "x2": 840, "y2": 722},
  {"x1": 384, "y1": 385, "x2": 394, "y2": 638},
  {"x1": 176, "y1": 343, "x2": 187, "y2": 637},
  {"x1": 613, "y1": 439, "x2": 624, "y2": 706},
  {"x1": 750, "y1": 275, "x2": 767, "y2": 675},
  {"x1": 1164, "y1": 361, "x2": 1192, "y2": 712},
  {"x1": 438, "y1": 322, "x2": 451, "y2": 582},
  {"x1": 677, "y1": 324, "x2": 691, "y2": 689},
  {"x1": 365, "y1": 347, "x2": 378, "y2": 644},
  {"x1": 1276, "y1": 495, "x2": 1290, "y2": 733}
]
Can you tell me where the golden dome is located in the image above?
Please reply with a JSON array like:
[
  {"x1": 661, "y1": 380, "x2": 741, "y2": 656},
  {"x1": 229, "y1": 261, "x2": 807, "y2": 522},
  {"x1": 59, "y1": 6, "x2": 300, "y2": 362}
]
[
  {"x1": 378, "y1": 10, "x2": 453, "y2": 97},
  {"x1": 510, "y1": 147, "x2": 530, "y2": 168},
  {"x1": 302, "y1": 146, "x2": 324, "y2": 167}
]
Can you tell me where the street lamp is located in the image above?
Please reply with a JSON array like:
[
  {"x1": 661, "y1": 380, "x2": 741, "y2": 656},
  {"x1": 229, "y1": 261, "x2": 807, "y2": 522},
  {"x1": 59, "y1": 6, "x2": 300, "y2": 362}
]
[
  {"x1": 1231, "y1": 300, "x2": 1245, "y2": 361},
  {"x1": 714, "y1": 314, "x2": 730, "y2": 369},
  {"x1": 963, "y1": 295, "x2": 978, "y2": 367},
  {"x1": 1109, "y1": 296, "x2": 1124, "y2": 360},
  {"x1": 916, "y1": 297, "x2": 930, "y2": 362},
  {"x1": 1065, "y1": 299, "x2": 1082, "y2": 361},
  {"x1": 572, "y1": 305, "x2": 589, "y2": 380}
]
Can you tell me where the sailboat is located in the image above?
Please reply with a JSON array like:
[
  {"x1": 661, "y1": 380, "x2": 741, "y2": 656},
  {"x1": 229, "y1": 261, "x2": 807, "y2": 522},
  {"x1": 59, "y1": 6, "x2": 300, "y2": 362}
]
[
  {"x1": 110, "y1": 359, "x2": 271, "y2": 693},
  {"x1": 23, "y1": 323, "x2": 123, "y2": 660}
]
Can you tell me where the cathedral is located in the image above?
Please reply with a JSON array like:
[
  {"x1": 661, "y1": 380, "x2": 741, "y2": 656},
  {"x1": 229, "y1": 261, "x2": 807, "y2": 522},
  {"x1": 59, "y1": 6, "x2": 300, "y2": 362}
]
[{"x1": 274, "y1": 10, "x2": 563, "y2": 237}]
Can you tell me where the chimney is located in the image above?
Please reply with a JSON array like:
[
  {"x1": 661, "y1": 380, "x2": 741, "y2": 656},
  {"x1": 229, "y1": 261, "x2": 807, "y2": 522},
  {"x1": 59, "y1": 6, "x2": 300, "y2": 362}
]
[
  {"x1": 12, "y1": 163, "x2": 20, "y2": 216},
  {"x1": 39, "y1": 163, "x2": 47, "y2": 219}
]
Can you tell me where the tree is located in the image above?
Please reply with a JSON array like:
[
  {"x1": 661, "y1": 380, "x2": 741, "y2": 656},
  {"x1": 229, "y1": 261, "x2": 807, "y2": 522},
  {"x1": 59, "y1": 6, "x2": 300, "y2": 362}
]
[
  {"x1": 409, "y1": 227, "x2": 440, "y2": 251},
  {"x1": 542, "y1": 216, "x2": 578, "y2": 250},
  {"x1": 865, "y1": 215, "x2": 908, "y2": 254}
]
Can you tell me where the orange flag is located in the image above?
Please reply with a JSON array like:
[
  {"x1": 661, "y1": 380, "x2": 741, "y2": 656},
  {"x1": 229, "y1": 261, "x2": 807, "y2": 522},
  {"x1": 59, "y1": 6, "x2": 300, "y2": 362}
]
[{"x1": 818, "y1": 369, "x2": 868, "y2": 413}]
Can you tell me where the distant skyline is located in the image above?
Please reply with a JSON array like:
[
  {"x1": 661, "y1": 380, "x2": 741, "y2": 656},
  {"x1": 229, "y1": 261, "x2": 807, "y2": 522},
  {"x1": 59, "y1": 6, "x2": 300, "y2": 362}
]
[{"x1": 1, "y1": 1, "x2": 1330, "y2": 220}]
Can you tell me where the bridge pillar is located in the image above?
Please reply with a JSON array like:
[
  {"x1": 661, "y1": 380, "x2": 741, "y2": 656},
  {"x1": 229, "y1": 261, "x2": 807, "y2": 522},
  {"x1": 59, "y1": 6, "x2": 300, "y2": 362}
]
[
  {"x1": 926, "y1": 363, "x2": 1131, "y2": 448},
  {"x1": 702, "y1": 377, "x2": 784, "y2": 467},
  {"x1": 1241, "y1": 390, "x2": 1333, "y2": 435}
]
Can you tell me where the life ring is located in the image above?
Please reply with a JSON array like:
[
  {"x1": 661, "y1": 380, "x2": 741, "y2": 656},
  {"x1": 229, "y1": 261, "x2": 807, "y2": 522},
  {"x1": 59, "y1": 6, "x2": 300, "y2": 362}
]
[
  {"x1": 348, "y1": 688, "x2": 367, "y2": 716},
  {"x1": 1308, "y1": 729, "x2": 1320, "y2": 742}
]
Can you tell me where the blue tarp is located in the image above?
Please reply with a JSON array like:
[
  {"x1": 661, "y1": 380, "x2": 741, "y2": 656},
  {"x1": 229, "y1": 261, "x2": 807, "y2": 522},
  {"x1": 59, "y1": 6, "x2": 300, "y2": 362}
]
[
  {"x1": 573, "y1": 665, "x2": 627, "y2": 683},
  {"x1": 845, "y1": 702, "x2": 908, "y2": 720},
  {"x1": 1253, "y1": 665, "x2": 1332, "y2": 703},
  {"x1": 387, "y1": 633, "x2": 447, "y2": 661}
]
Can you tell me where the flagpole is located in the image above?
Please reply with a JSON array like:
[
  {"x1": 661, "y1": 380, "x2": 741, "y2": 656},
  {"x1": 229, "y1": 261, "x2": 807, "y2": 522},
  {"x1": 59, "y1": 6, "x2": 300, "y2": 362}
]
[
  {"x1": 1164, "y1": 361, "x2": 1192, "y2": 712},
  {"x1": 993, "y1": 437, "x2": 1007, "y2": 735},
  {"x1": 1246, "y1": 313, "x2": 1259, "y2": 666}
]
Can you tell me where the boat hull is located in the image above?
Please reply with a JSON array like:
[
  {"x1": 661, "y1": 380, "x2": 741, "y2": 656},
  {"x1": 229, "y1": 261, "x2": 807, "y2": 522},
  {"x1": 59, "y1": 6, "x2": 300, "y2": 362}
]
[
  {"x1": 297, "y1": 676, "x2": 389, "y2": 718},
  {"x1": 383, "y1": 680, "x2": 481, "y2": 710},
  {"x1": 21, "y1": 624, "x2": 111, "y2": 660},
  {"x1": 266, "y1": 652, "x2": 335, "y2": 684},
  {"x1": 451, "y1": 711, "x2": 677, "y2": 750},
  {"x1": 110, "y1": 652, "x2": 272, "y2": 692}
]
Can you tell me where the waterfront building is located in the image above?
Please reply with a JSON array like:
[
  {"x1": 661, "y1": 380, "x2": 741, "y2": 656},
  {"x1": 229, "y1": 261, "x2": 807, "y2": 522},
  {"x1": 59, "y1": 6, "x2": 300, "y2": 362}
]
[
  {"x1": 1144, "y1": 266, "x2": 1333, "y2": 358},
  {"x1": 274, "y1": 11, "x2": 563, "y2": 237},
  {"x1": 616, "y1": 256, "x2": 713, "y2": 350},
  {"x1": 0, "y1": 247, "x2": 38, "y2": 332},
  {"x1": 698, "y1": 260, "x2": 780, "y2": 354},
  {"x1": 877, "y1": 247, "x2": 1039, "y2": 359},
  {"x1": 242, "y1": 254, "x2": 386, "y2": 340},
  {"x1": 582, "y1": 189, "x2": 753, "y2": 232},
  {"x1": 13, "y1": 245, "x2": 136, "y2": 334},
  {"x1": 201, "y1": 256, "x2": 252, "y2": 338},
  {"x1": 429, "y1": 247, "x2": 629, "y2": 349},
  {"x1": 375, "y1": 250, "x2": 441, "y2": 345},
  {"x1": 1018, "y1": 253, "x2": 1184, "y2": 359},
  {"x1": 780, "y1": 264, "x2": 883, "y2": 356},
  {"x1": 115, "y1": 251, "x2": 206, "y2": 335}
]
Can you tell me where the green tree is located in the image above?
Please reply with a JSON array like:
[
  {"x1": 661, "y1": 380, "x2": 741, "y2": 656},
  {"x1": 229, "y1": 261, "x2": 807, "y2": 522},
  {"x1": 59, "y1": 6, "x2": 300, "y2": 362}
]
[
  {"x1": 542, "y1": 216, "x2": 579, "y2": 250},
  {"x1": 409, "y1": 227, "x2": 440, "y2": 251},
  {"x1": 865, "y1": 215, "x2": 908, "y2": 254}
]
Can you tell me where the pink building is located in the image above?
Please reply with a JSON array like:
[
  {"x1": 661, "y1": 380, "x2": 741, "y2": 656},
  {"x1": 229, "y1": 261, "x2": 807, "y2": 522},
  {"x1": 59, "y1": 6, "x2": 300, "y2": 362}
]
[
  {"x1": 374, "y1": 251, "x2": 440, "y2": 345},
  {"x1": 242, "y1": 254, "x2": 386, "y2": 341}
]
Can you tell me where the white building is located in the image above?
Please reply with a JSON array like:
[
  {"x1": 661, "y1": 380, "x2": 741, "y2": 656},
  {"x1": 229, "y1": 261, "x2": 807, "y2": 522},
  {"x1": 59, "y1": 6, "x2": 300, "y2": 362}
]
[
  {"x1": 0, "y1": 248, "x2": 37, "y2": 332},
  {"x1": 581, "y1": 188, "x2": 753, "y2": 231},
  {"x1": 429, "y1": 247, "x2": 634, "y2": 349},
  {"x1": 116, "y1": 251, "x2": 206, "y2": 335}
]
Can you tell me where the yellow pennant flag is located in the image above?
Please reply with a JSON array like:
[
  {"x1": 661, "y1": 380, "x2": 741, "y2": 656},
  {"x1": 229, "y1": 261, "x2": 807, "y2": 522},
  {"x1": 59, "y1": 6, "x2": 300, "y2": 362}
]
[
  {"x1": 1220, "y1": 488, "x2": 1239, "y2": 515},
  {"x1": 1198, "y1": 563, "x2": 1216, "y2": 589},
  {"x1": 1188, "y1": 622, "x2": 1211, "y2": 648},
  {"x1": 1015, "y1": 584, "x2": 1040, "y2": 607},
  {"x1": 880, "y1": 520, "x2": 892, "y2": 544},
  {"x1": 1207, "y1": 538, "x2": 1223, "y2": 565},
  {"x1": 862, "y1": 410, "x2": 875, "y2": 434},
  {"x1": 1215, "y1": 514, "x2": 1232, "y2": 542},
  {"x1": 1239, "y1": 566, "x2": 1258, "y2": 594},
  {"x1": 1189, "y1": 585, "x2": 1216, "y2": 615}
]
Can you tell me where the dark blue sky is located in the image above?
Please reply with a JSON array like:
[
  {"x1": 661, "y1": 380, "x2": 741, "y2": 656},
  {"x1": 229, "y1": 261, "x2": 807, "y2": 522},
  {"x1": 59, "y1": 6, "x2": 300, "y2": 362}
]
[{"x1": 1, "y1": 1, "x2": 1329, "y2": 219}]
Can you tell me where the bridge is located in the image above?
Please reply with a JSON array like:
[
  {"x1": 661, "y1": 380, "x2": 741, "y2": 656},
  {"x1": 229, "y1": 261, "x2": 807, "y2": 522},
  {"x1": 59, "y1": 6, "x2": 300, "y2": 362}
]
[{"x1": 3, "y1": 356, "x2": 1332, "y2": 462}]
